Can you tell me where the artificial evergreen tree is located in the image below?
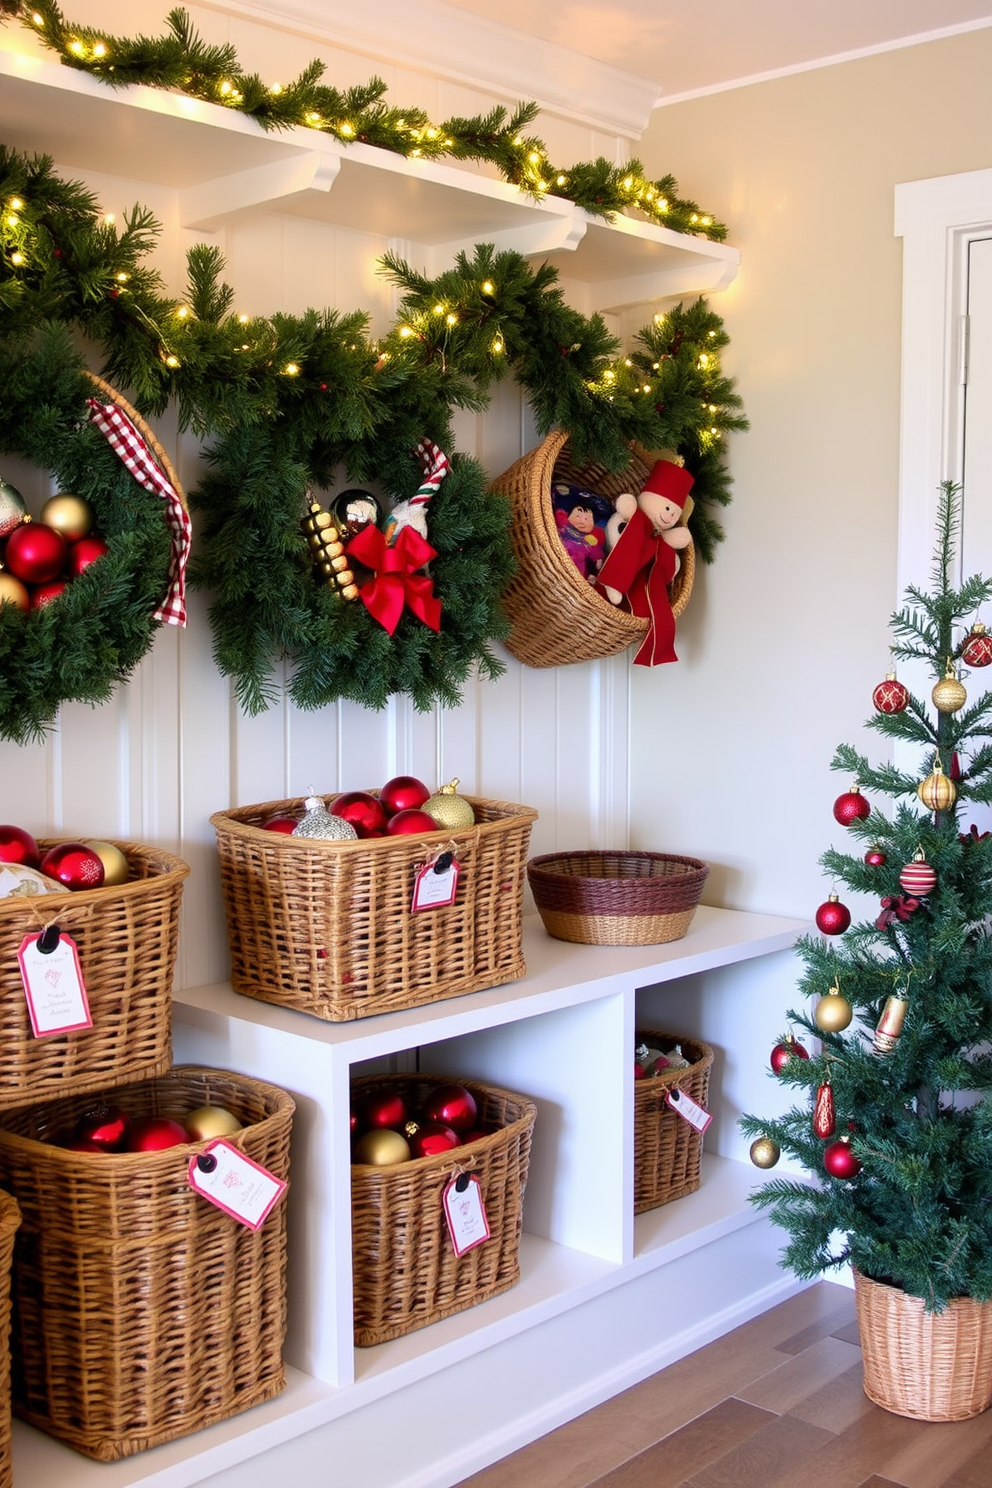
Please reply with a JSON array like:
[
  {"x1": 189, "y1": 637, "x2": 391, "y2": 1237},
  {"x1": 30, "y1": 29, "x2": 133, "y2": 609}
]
[{"x1": 741, "y1": 484, "x2": 992, "y2": 1315}]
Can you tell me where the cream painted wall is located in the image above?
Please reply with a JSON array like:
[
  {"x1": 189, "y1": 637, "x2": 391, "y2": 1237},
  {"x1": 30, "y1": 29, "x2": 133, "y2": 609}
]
[{"x1": 634, "y1": 31, "x2": 992, "y2": 921}]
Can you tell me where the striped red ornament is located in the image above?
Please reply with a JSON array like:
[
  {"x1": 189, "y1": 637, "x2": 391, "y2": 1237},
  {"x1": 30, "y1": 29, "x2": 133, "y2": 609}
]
[{"x1": 899, "y1": 852, "x2": 936, "y2": 896}]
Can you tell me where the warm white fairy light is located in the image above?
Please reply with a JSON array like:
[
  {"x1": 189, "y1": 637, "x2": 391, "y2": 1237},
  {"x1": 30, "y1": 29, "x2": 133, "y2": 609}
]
[
  {"x1": 93, "y1": 42, "x2": 107, "y2": 58},
  {"x1": 116, "y1": 271, "x2": 129, "y2": 283},
  {"x1": 445, "y1": 313, "x2": 457, "y2": 326},
  {"x1": 165, "y1": 354, "x2": 180, "y2": 368},
  {"x1": 238, "y1": 314, "x2": 249, "y2": 325},
  {"x1": 104, "y1": 214, "x2": 115, "y2": 226},
  {"x1": 492, "y1": 338, "x2": 504, "y2": 354},
  {"x1": 10, "y1": 252, "x2": 24, "y2": 266},
  {"x1": 9, "y1": 199, "x2": 23, "y2": 212},
  {"x1": 481, "y1": 281, "x2": 495, "y2": 296},
  {"x1": 398, "y1": 326, "x2": 413, "y2": 338},
  {"x1": 284, "y1": 363, "x2": 300, "y2": 376}
]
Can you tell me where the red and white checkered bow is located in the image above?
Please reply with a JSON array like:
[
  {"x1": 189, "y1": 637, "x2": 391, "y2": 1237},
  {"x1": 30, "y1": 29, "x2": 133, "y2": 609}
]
[{"x1": 87, "y1": 399, "x2": 191, "y2": 626}]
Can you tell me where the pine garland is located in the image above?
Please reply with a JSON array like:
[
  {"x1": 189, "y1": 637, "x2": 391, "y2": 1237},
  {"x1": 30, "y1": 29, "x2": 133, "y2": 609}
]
[{"x1": 3, "y1": 1, "x2": 727, "y2": 241}]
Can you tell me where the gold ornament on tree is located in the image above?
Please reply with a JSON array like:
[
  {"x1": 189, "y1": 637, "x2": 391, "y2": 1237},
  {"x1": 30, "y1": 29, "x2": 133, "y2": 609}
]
[
  {"x1": 423, "y1": 778, "x2": 475, "y2": 830},
  {"x1": 814, "y1": 980, "x2": 853, "y2": 1033},
  {"x1": 932, "y1": 660, "x2": 967, "y2": 714},
  {"x1": 300, "y1": 500, "x2": 360, "y2": 599},
  {"x1": 749, "y1": 1136, "x2": 780, "y2": 1169},
  {"x1": 917, "y1": 756, "x2": 956, "y2": 812}
]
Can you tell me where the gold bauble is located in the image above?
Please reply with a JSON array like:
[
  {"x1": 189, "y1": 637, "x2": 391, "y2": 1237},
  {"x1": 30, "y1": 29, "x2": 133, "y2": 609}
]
[
  {"x1": 353, "y1": 1128, "x2": 411, "y2": 1166},
  {"x1": 917, "y1": 760, "x2": 956, "y2": 811},
  {"x1": 83, "y1": 839, "x2": 130, "y2": 886},
  {"x1": 749, "y1": 1137, "x2": 781, "y2": 1169},
  {"x1": 932, "y1": 664, "x2": 967, "y2": 714},
  {"x1": 814, "y1": 991, "x2": 853, "y2": 1033},
  {"x1": 0, "y1": 572, "x2": 29, "y2": 611},
  {"x1": 185, "y1": 1104, "x2": 241, "y2": 1141},
  {"x1": 423, "y1": 778, "x2": 475, "y2": 830},
  {"x1": 39, "y1": 494, "x2": 95, "y2": 544}
]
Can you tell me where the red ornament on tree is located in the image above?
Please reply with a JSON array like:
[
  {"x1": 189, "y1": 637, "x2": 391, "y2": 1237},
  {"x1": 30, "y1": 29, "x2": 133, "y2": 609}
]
[
  {"x1": 358, "y1": 1089, "x2": 408, "y2": 1131},
  {"x1": 864, "y1": 846, "x2": 887, "y2": 867},
  {"x1": 385, "y1": 808, "x2": 440, "y2": 835},
  {"x1": 872, "y1": 673, "x2": 908, "y2": 714},
  {"x1": 0, "y1": 823, "x2": 40, "y2": 869},
  {"x1": 4, "y1": 521, "x2": 67, "y2": 584},
  {"x1": 833, "y1": 786, "x2": 871, "y2": 826},
  {"x1": 330, "y1": 791, "x2": 389, "y2": 838},
  {"x1": 378, "y1": 775, "x2": 430, "y2": 817},
  {"x1": 823, "y1": 1136, "x2": 861, "y2": 1179},
  {"x1": 816, "y1": 895, "x2": 851, "y2": 935},
  {"x1": 39, "y1": 841, "x2": 105, "y2": 891},
  {"x1": 899, "y1": 851, "x2": 937, "y2": 896},
  {"x1": 66, "y1": 535, "x2": 109, "y2": 578},
  {"x1": 405, "y1": 1120, "x2": 461, "y2": 1159},
  {"x1": 770, "y1": 1036, "x2": 809, "y2": 1074},
  {"x1": 127, "y1": 1116, "x2": 190, "y2": 1153},
  {"x1": 421, "y1": 1083, "x2": 478, "y2": 1134},
  {"x1": 962, "y1": 623, "x2": 992, "y2": 668},
  {"x1": 813, "y1": 1080, "x2": 836, "y2": 1139}
]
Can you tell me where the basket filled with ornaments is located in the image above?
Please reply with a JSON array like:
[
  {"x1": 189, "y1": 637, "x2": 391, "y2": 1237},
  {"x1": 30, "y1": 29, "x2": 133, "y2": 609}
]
[
  {"x1": 0, "y1": 1065, "x2": 294, "y2": 1460},
  {"x1": 634, "y1": 1031, "x2": 715, "y2": 1213},
  {"x1": 350, "y1": 1072, "x2": 536, "y2": 1345},
  {"x1": 0, "y1": 826, "x2": 188, "y2": 1109},
  {"x1": 210, "y1": 775, "x2": 537, "y2": 1021}
]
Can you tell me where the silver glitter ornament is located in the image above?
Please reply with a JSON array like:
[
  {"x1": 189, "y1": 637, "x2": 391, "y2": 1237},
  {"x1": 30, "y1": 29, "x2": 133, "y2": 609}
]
[
  {"x1": 0, "y1": 479, "x2": 27, "y2": 539},
  {"x1": 291, "y1": 795, "x2": 358, "y2": 841}
]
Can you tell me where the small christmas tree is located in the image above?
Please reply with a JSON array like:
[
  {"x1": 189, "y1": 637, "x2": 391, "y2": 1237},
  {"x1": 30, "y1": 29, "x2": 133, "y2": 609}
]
[{"x1": 741, "y1": 483, "x2": 992, "y2": 1313}]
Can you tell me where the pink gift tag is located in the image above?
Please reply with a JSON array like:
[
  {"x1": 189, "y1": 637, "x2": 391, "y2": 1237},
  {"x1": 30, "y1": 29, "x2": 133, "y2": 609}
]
[
  {"x1": 412, "y1": 852, "x2": 460, "y2": 912},
  {"x1": 187, "y1": 1139, "x2": 287, "y2": 1230},
  {"x1": 442, "y1": 1172, "x2": 490, "y2": 1257},
  {"x1": 18, "y1": 930, "x2": 92, "y2": 1037},
  {"x1": 666, "y1": 1086, "x2": 713, "y2": 1134}
]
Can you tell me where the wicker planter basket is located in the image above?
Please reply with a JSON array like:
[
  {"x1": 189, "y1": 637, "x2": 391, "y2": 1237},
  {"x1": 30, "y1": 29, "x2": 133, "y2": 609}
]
[
  {"x1": 634, "y1": 1032, "x2": 714, "y2": 1214},
  {"x1": 490, "y1": 430, "x2": 695, "y2": 668},
  {"x1": 0, "y1": 1065, "x2": 294, "y2": 1460},
  {"x1": 351, "y1": 1073, "x2": 536, "y2": 1346},
  {"x1": 528, "y1": 850, "x2": 709, "y2": 946},
  {"x1": 211, "y1": 793, "x2": 537, "y2": 1022},
  {"x1": 0, "y1": 1190, "x2": 19, "y2": 1488},
  {"x1": 0, "y1": 840, "x2": 188, "y2": 1110},
  {"x1": 854, "y1": 1269, "x2": 992, "y2": 1421}
]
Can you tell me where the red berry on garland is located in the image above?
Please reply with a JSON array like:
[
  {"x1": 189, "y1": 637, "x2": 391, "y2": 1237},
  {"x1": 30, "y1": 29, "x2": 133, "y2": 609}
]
[
  {"x1": 833, "y1": 786, "x2": 871, "y2": 826},
  {"x1": 0, "y1": 824, "x2": 41, "y2": 869},
  {"x1": 385, "y1": 808, "x2": 440, "y2": 835},
  {"x1": 40, "y1": 842, "x2": 105, "y2": 891},
  {"x1": 864, "y1": 846, "x2": 887, "y2": 867},
  {"x1": 421, "y1": 1082, "x2": 478, "y2": 1134},
  {"x1": 816, "y1": 895, "x2": 851, "y2": 935},
  {"x1": 330, "y1": 790, "x2": 388, "y2": 837},
  {"x1": 379, "y1": 775, "x2": 430, "y2": 817},
  {"x1": 823, "y1": 1135, "x2": 861, "y2": 1179},
  {"x1": 66, "y1": 535, "x2": 109, "y2": 578},
  {"x1": 899, "y1": 850, "x2": 936, "y2": 897},
  {"x1": 962, "y1": 623, "x2": 992, "y2": 668},
  {"x1": 872, "y1": 672, "x2": 908, "y2": 714},
  {"x1": 4, "y1": 521, "x2": 67, "y2": 584},
  {"x1": 770, "y1": 1036, "x2": 809, "y2": 1074}
]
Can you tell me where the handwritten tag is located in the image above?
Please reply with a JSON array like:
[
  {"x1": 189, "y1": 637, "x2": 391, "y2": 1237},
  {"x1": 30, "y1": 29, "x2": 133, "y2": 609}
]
[
  {"x1": 18, "y1": 931, "x2": 92, "y2": 1037},
  {"x1": 442, "y1": 1172, "x2": 490, "y2": 1257},
  {"x1": 667, "y1": 1087, "x2": 713, "y2": 1134},
  {"x1": 411, "y1": 853, "x2": 460, "y2": 912},
  {"x1": 187, "y1": 1139, "x2": 287, "y2": 1230}
]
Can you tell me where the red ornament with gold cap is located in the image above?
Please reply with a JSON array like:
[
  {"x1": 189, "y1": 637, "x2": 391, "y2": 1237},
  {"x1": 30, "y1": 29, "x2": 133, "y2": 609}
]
[
  {"x1": 872, "y1": 671, "x2": 908, "y2": 714},
  {"x1": 899, "y1": 848, "x2": 937, "y2": 897},
  {"x1": 962, "y1": 623, "x2": 992, "y2": 668},
  {"x1": 823, "y1": 1134, "x2": 861, "y2": 1179},
  {"x1": 833, "y1": 785, "x2": 871, "y2": 827},
  {"x1": 816, "y1": 894, "x2": 851, "y2": 934}
]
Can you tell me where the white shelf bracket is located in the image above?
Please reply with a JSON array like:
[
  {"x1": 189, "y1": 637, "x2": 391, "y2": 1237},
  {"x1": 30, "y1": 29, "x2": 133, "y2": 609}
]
[
  {"x1": 590, "y1": 258, "x2": 740, "y2": 316},
  {"x1": 424, "y1": 211, "x2": 588, "y2": 275},
  {"x1": 179, "y1": 150, "x2": 342, "y2": 230}
]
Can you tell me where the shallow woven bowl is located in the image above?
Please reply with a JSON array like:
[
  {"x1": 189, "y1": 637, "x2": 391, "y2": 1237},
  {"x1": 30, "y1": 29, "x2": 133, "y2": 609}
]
[{"x1": 527, "y1": 850, "x2": 709, "y2": 946}]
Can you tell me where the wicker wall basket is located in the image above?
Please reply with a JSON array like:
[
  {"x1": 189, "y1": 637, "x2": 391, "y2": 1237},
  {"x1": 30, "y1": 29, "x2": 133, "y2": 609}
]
[
  {"x1": 854, "y1": 1269, "x2": 992, "y2": 1421},
  {"x1": 528, "y1": 850, "x2": 709, "y2": 946},
  {"x1": 211, "y1": 794, "x2": 537, "y2": 1022},
  {"x1": 0, "y1": 841, "x2": 188, "y2": 1110},
  {"x1": 0, "y1": 1065, "x2": 294, "y2": 1460},
  {"x1": 351, "y1": 1073, "x2": 536, "y2": 1346},
  {"x1": 490, "y1": 430, "x2": 695, "y2": 668},
  {"x1": 0, "y1": 1190, "x2": 20, "y2": 1488},
  {"x1": 634, "y1": 1031, "x2": 714, "y2": 1214}
]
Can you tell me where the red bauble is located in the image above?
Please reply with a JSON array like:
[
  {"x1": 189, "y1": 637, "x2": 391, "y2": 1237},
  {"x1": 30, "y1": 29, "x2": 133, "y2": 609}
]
[
  {"x1": 816, "y1": 896, "x2": 851, "y2": 935},
  {"x1": 0, "y1": 823, "x2": 41, "y2": 869},
  {"x1": 899, "y1": 856, "x2": 937, "y2": 896},
  {"x1": 461, "y1": 1129, "x2": 487, "y2": 1145},
  {"x1": 359, "y1": 1089, "x2": 408, "y2": 1131},
  {"x1": 864, "y1": 847, "x2": 887, "y2": 867},
  {"x1": 386, "y1": 808, "x2": 440, "y2": 835},
  {"x1": 962, "y1": 625, "x2": 992, "y2": 668},
  {"x1": 770, "y1": 1036, "x2": 809, "y2": 1074},
  {"x1": 330, "y1": 791, "x2": 389, "y2": 838},
  {"x1": 75, "y1": 1105, "x2": 131, "y2": 1152},
  {"x1": 261, "y1": 813, "x2": 298, "y2": 834},
  {"x1": 66, "y1": 535, "x2": 109, "y2": 578},
  {"x1": 833, "y1": 787, "x2": 871, "y2": 826},
  {"x1": 127, "y1": 1116, "x2": 190, "y2": 1153},
  {"x1": 872, "y1": 675, "x2": 909, "y2": 714},
  {"x1": 634, "y1": 1062, "x2": 647, "y2": 1080},
  {"x1": 823, "y1": 1136, "x2": 861, "y2": 1179},
  {"x1": 812, "y1": 1081, "x2": 836, "y2": 1140},
  {"x1": 421, "y1": 1082, "x2": 478, "y2": 1134},
  {"x1": 40, "y1": 841, "x2": 105, "y2": 891},
  {"x1": 62, "y1": 1137, "x2": 106, "y2": 1153},
  {"x1": 379, "y1": 775, "x2": 430, "y2": 817},
  {"x1": 4, "y1": 522, "x2": 67, "y2": 584},
  {"x1": 406, "y1": 1120, "x2": 461, "y2": 1159},
  {"x1": 30, "y1": 580, "x2": 67, "y2": 608}
]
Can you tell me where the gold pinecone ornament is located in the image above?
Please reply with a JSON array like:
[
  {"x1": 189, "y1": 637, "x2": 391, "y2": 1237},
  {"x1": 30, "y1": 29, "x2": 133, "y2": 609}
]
[
  {"x1": 423, "y1": 779, "x2": 476, "y2": 830},
  {"x1": 300, "y1": 500, "x2": 360, "y2": 599}
]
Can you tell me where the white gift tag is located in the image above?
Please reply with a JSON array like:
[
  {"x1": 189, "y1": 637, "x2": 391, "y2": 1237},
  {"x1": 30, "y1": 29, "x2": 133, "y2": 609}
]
[
  {"x1": 18, "y1": 930, "x2": 92, "y2": 1037},
  {"x1": 442, "y1": 1172, "x2": 490, "y2": 1257},
  {"x1": 187, "y1": 1139, "x2": 287, "y2": 1230},
  {"x1": 412, "y1": 852, "x2": 460, "y2": 912},
  {"x1": 667, "y1": 1087, "x2": 713, "y2": 1134}
]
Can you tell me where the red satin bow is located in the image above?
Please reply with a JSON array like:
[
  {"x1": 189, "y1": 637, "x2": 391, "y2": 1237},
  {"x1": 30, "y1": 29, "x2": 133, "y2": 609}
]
[{"x1": 345, "y1": 525, "x2": 442, "y2": 637}]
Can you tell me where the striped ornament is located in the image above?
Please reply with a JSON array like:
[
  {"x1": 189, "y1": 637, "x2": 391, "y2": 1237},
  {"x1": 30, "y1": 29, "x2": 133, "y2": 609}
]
[{"x1": 899, "y1": 856, "x2": 936, "y2": 896}]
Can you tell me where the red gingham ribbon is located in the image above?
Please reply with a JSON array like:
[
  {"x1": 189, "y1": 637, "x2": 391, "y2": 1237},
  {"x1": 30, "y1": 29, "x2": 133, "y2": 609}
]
[
  {"x1": 86, "y1": 399, "x2": 191, "y2": 626},
  {"x1": 411, "y1": 439, "x2": 450, "y2": 511}
]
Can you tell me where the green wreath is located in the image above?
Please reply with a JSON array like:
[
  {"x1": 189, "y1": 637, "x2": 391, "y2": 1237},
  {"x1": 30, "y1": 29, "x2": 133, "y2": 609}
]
[{"x1": 0, "y1": 323, "x2": 175, "y2": 743}]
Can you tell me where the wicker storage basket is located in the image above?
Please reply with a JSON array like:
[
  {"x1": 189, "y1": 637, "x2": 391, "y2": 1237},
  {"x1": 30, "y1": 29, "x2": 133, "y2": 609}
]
[
  {"x1": 854, "y1": 1269, "x2": 992, "y2": 1421},
  {"x1": 528, "y1": 850, "x2": 709, "y2": 946},
  {"x1": 0, "y1": 1190, "x2": 19, "y2": 1488},
  {"x1": 0, "y1": 1065, "x2": 293, "y2": 1460},
  {"x1": 211, "y1": 793, "x2": 537, "y2": 1022},
  {"x1": 491, "y1": 430, "x2": 695, "y2": 668},
  {"x1": 634, "y1": 1031, "x2": 714, "y2": 1214},
  {"x1": 351, "y1": 1073, "x2": 536, "y2": 1346},
  {"x1": 0, "y1": 840, "x2": 188, "y2": 1110}
]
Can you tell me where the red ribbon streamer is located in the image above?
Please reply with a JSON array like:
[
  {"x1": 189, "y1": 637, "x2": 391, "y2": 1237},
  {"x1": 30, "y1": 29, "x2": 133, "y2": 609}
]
[{"x1": 345, "y1": 525, "x2": 442, "y2": 636}]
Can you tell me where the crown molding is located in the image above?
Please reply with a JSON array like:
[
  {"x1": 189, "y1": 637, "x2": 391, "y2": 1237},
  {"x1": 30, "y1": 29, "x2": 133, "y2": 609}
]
[{"x1": 197, "y1": 0, "x2": 661, "y2": 139}]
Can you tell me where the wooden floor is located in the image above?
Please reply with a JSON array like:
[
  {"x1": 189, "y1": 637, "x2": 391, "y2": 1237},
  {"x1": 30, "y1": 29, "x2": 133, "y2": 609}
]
[{"x1": 454, "y1": 1283, "x2": 992, "y2": 1488}]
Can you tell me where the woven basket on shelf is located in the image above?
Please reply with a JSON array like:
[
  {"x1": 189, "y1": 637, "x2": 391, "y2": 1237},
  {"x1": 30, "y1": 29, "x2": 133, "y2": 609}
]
[
  {"x1": 0, "y1": 841, "x2": 188, "y2": 1110},
  {"x1": 0, "y1": 1065, "x2": 294, "y2": 1460},
  {"x1": 211, "y1": 793, "x2": 537, "y2": 1022},
  {"x1": 491, "y1": 430, "x2": 695, "y2": 668},
  {"x1": 0, "y1": 1190, "x2": 19, "y2": 1488},
  {"x1": 634, "y1": 1031, "x2": 714, "y2": 1214},
  {"x1": 854, "y1": 1269, "x2": 992, "y2": 1421},
  {"x1": 528, "y1": 850, "x2": 709, "y2": 946},
  {"x1": 351, "y1": 1073, "x2": 536, "y2": 1346}
]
